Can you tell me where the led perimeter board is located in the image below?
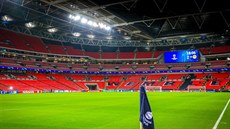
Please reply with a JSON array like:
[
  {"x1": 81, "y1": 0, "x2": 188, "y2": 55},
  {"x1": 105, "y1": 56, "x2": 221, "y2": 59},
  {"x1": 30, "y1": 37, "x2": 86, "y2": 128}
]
[{"x1": 164, "y1": 50, "x2": 199, "y2": 63}]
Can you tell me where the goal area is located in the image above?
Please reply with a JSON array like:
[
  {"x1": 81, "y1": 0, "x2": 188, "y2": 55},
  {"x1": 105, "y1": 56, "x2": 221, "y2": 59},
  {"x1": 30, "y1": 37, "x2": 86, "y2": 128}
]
[
  {"x1": 146, "y1": 86, "x2": 162, "y2": 92},
  {"x1": 187, "y1": 85, "x2": 206, "y2": 92}
]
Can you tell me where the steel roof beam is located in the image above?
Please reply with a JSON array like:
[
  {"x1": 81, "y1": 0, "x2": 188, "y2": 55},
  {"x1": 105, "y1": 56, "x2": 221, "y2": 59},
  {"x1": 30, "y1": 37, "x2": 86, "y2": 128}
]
[
  {"x1": 84, "y1": 0, "x2": 154, "y2": 40},
  {"x1": 0, "y1": 0, "x2": 5, "y2": 13},
  {"x1": 112, "y1": 10, "x2": 229, "y2": 27},
  {"x1": 193, "y1": 0, "x2": 207, "y2": 12},
  {"x1": 41, "y1": 0, "x2": 153, "y2": 40},
  {"x1": 2, "y1": 22, "x2": 227, "y2": 47},
  {"x1": 192, "y1": 14, "x2": 206, "y2": 29},
  {"x1": 220, "y1": 11, "x2": 230, "y2": 27},
  {"x1": 7, "y1": 0, "x2": 109, "y2": 35},
  {"x1": 21, "y1": 0, "x2": 33, "y2": 6},
  {"x1": 81, "y1": 0, "x2": 137, "y2": 12},
  {"x1": 49, "y1": 0, "x2": 68, "y2": 5},
  {"x1": 152, "y1": 0, "x2": 168, "y2": 12}
]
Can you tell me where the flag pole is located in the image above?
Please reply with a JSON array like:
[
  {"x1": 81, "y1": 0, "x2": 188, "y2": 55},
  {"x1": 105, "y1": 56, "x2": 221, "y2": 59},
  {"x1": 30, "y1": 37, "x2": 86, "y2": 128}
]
[
  {"x1": 140, "y1": 85, "x2": 144, "y2": 129},
  {"x1": 140, "y1": 122, "x2": 144, "y2": 129}
]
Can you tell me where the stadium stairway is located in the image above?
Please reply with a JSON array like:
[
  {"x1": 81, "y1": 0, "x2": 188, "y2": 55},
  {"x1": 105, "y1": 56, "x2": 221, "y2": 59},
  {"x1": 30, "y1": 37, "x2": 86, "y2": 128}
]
[
  {"x1": 71, "y1": 81, "x2": 87, "y2": 90},
  {"x1": 54, "y1": 80, "x2": 80, "y2": 90},
  {"x1": 179, "y1": 74, "x2": 196, "y2": 90},
  {"x1": 115, "y1": 80, "x2": 125, "y2": 90},
  {"x1": 0, "y1": 82, "x2": 10, "y2": 91},
  {"x1": 224, "y1": 81, "x2": 230, "y2": 90},
  {"x1": 37, "y1": 80, "x2": 62, "y2": 90},
  {"x1": 129, "y1": 81, "x2": 143, "y2": 90}
]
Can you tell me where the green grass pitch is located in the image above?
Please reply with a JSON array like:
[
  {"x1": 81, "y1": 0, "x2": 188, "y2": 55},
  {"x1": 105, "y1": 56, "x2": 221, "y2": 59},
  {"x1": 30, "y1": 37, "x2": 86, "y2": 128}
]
[{"x1": 0, "y1": 92, "x2": 229, "y2": 129}]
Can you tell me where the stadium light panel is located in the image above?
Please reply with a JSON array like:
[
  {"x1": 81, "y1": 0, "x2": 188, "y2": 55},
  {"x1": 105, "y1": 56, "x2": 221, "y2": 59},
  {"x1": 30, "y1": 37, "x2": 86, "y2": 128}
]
[
  {"x1": 69, "y1": 14, "x2": 81, "y2": 21},
  {"x1": 87, "y1": 34, "x2": 95, "y2": 39},
  {"x1": 105, "y1": 26, "x2": 111, "y2": 31},
  {"x1": 200, "y1": 34, "x2": 207, "y2": 40},
  {"x1": 81, "y1": 18, "x2": 88, "y2": 24},
  {"x1": 74, "y1": 15, "x2": 81, "y2": 21},
  {"x1": 25, "y1": 22, "x2": 36, "y2": 28},
  {"x1": 2, "y1": 15, "x2": 13, "y2": 22},
  {"x1": 124, "y1": 36, "x2": 131, "y2": 40},
  {"x1": 106, "y1": 36, "x2": 113, "y2": 40},
  {"x1": 69, "y1": 14, "x2": 110, "y2": 31},
  {"x1": 48, "y1": 28, "x2": 58, "y2": 33},
  {"x1": 72, "y1": 32, "x2": 81, "y2": 37},
  {"x1": 69, "y1": 14, "x2": 73, "y2": 19},
  {"x1": 98, "y1": 23, "x2": 106, "y2": 29},
  {"x1": 92, "y1": 22, "x2": 98, "y2": 27},
  {"x1": 87, "y1": 20, "x2": 93, "y2": 26},
  {"x1": 180, "y1": 37, "x2": 188, "y2": 43}
]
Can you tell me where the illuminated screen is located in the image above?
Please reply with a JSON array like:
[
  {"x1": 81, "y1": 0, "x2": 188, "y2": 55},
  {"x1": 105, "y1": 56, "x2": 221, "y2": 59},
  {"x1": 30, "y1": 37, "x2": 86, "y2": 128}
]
[{"x1": 164, "y1": 50, "x2": 199, "y2": 63}]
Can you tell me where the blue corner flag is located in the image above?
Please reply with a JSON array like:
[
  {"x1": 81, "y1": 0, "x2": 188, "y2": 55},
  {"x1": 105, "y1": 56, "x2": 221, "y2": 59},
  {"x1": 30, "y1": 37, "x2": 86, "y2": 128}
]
[{"x1": 140, "y1": 85, "x2": 154, "y2": 129}]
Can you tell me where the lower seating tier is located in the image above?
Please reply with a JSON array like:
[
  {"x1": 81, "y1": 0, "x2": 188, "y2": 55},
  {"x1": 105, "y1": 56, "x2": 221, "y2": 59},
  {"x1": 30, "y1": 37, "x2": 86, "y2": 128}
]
[{"x1": 0, "y1": 72, "x2": 229, "y2": 91}]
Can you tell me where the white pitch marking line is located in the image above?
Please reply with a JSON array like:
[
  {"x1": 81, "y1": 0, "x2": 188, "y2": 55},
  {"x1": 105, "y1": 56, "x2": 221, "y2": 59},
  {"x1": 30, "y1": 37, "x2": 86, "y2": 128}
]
[{"x1": 212, "y1": 98, "x2": 230, "y2": 129}]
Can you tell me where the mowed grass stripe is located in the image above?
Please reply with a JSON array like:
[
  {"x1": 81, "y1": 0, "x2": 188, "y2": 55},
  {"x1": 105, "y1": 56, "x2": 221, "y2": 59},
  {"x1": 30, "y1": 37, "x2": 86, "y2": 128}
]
[{"x1": 0, "y1": 92, "x2": 229, "y2": 129}]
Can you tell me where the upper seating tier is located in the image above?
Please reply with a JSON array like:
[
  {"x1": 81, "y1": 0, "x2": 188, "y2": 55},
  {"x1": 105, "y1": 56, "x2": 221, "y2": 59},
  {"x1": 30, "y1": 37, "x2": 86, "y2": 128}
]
[{"x1": 0, "y1": 29, "x2": 229, "y2": 60}]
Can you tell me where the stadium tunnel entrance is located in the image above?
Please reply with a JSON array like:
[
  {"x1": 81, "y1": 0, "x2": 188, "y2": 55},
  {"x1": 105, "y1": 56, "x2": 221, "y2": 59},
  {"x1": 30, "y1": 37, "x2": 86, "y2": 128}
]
[{"x1": 85, "y1": 84, "x2": 98, "y2": 90}]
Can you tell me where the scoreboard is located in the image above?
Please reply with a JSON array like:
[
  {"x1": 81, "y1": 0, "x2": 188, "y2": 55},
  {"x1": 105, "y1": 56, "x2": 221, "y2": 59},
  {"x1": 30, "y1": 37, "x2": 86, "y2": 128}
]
[{"x1": 164, "y1": 50, "x2": 199, "y2": 63}]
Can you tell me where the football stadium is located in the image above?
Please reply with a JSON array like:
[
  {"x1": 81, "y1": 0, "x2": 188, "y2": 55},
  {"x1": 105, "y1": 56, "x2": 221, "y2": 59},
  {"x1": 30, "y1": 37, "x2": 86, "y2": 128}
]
[{"x1": 0, "y1": 0, "x2": 229, "y2": 129}]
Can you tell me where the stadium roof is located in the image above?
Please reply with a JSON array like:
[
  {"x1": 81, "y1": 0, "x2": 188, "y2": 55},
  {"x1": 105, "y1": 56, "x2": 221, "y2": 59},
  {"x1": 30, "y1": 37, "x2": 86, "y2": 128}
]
[{"x1": 0, "y1": 0, "x2": 229, "y2": 47}]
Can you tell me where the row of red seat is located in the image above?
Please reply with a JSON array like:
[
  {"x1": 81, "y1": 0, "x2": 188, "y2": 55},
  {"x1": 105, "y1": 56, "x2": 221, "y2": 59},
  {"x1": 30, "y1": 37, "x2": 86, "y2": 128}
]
[
  {"x1": 188, "y1": 73, "x2": 230, "y2": 90},
  {"x1": 0, "y1": 29, "x2": 48, "y2": 53},
  {"x1": 0, "y1": 57, "x2": 228, "y2": 72},
  {"x1": 0, "y1": 73, "x2": 229, "y2": 92},
  {"x1": 0, "y1": 29, "x2": 158, "y2": 58},
  {"x1": 200, "y1": 46, "x2": 230, "y2": 55},
  {"x1": 1, "y1": 29, "x2": 229, "y2": 59},
  {"x1": 189, "y1": 79, "x2": 230, "y2": 91}
]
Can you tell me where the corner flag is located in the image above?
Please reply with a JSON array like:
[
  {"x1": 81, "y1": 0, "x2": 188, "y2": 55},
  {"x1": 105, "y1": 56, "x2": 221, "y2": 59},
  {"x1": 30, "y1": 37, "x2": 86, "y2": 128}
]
[{"x1": 140, "y1": 85, "x2": 154, "y2": 129}]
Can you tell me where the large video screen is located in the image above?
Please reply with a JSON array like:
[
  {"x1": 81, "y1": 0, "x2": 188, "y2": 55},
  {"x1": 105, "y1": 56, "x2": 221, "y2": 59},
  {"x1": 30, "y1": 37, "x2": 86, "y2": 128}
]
[{"x1": 164, "y1": 50, "x2": 199, "y2": 63}]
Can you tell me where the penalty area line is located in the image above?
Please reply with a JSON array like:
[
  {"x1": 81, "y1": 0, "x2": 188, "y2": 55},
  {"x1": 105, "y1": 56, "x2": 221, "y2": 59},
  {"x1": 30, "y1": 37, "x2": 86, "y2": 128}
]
[{"x1": 212, "y1": 98, "x2": 230, "y2": 129}]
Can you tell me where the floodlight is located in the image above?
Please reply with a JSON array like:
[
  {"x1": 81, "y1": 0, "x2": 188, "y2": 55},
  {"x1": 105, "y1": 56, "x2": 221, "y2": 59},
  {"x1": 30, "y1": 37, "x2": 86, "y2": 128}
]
[
  {"x1": 69, "y1": 14, "x2": 111, "y2": 31},
  {"x1": 87, "y1": 20, "x2": 93, "y2": 26},
  {"x1": 2, "y1": 15, "x2": 13, "y2": 22},
  {"x1": 69, "y1": 14, "x2": 81, "y2": 21},
  {"x1": 180, "y1": 37, "x2": 188, "y2": 43},
  {"x1": 87, "y1": 34, "x2": 95, "y2": 39},
  {"x1": 106, "y1": 36, "x2": 113, "y2": 40},
  {"x1": 81, "y1": 18, "x2": 88, "y2": 24},
  {"x1": 69, "y1": 14, "x2": 73, "y2": 19},
  {"x1": 200, "y1": 34, "x2": 207, "y2": 40},
  {"x1": 48, "y1": 28, "x2": 58, "y2": 33},
  {"x1": 124, "y1": 36, "x2": 131, "y2": 40},
  {"x1": 92, "y1": 22, "x2": 98, "y2": 27},
  {"x1": 72, "y1": 32, "x2": 81, "y2": 37},
  {"x1": 98, "y1": 22, "x2": 106, "y2": 29},
  {"x1": 105, "y1": 26, "x2": 111, "y2": 31},
  {"x1": 74, "y1": 15, "x2": 81, "y2": 21},
  {"x1": 25, "y1": 22, "x2": 36, "y2": 28}
]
